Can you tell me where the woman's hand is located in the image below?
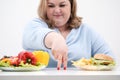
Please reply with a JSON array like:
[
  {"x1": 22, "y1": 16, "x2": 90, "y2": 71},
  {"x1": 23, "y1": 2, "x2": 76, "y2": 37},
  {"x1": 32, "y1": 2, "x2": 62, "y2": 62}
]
[
  {"x1": 45, "y1": 32, "x2": 68, "y2": 70},
  {"x1": 51, "y1": 34, "x2": 68, "y2": 70}
]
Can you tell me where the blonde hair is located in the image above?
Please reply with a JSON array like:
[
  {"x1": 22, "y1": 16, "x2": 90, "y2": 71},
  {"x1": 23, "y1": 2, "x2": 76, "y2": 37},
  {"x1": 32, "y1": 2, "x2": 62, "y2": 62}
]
[{"x1": 38, "y1": 0, "x2": 82, "y2": 29}]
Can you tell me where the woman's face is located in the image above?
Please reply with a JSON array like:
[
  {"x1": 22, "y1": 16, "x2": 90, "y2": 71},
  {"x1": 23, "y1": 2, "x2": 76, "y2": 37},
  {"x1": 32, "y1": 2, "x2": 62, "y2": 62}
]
[{"x1": 46, "y1": 0, "x2": 71, "y2": 28}]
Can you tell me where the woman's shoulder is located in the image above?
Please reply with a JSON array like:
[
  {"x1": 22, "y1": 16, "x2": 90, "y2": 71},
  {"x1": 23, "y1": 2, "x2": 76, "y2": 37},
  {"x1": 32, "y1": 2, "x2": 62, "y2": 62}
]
[
  {"x1": 25, "y1": 18, "x2": 48, "y2": 28},
  {"x1": 78, "y1": 23, "x2": 96, "y2": 33},
  {"x1": 29, "y1": 18, "x2": 47, "y2": 24},
  {"x1": 78, "y1": 23, "x2": 101, "y2": 38}
]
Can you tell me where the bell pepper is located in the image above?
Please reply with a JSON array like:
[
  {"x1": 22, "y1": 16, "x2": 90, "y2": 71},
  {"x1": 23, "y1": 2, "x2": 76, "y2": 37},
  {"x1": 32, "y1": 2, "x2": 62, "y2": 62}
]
[
  {"x1": 18, "y1": 51, "x2": 37, "y2": 65},
  {"x1": 32, "y1": 51, "x2": 49, "y2": 66}
]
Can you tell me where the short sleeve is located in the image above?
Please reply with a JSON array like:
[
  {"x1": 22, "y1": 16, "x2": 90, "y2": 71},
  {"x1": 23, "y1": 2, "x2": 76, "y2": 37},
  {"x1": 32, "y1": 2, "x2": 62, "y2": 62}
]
[
  {"x1": 22, "y1": 18, "x2": 54, "y2": 51},
  {"x1": 88, "y1": 26, "x2": 115, "y2": 59}
]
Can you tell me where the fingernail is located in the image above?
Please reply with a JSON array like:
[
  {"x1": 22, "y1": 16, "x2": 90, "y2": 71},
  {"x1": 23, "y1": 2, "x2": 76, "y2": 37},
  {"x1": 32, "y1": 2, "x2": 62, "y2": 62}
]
[
  {"x1": 57, "y1": 67, "x2": 60, "y2": 70},
  {"x1": 64, "y1": 67, "x2": 66, "y2": 70}
]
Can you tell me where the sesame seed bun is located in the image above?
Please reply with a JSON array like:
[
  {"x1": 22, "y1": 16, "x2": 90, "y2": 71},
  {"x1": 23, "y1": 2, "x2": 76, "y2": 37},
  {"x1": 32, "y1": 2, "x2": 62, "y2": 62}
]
[{"x1": 94, "y1": 54, "x2": 113, "y2": 61}]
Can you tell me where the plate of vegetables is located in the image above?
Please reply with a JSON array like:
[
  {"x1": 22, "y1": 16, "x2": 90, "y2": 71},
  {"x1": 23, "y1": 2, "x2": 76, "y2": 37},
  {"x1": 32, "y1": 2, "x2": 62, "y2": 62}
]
[{"x1": 0, "y1": 51, "x2": 49, "y2": 71}]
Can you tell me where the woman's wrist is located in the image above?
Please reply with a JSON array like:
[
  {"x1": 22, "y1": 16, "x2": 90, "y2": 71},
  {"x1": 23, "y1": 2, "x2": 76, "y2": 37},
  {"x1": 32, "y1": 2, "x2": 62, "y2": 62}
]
[{"x1": 44, "y1": 32, "x2": 61, "y2": 49}]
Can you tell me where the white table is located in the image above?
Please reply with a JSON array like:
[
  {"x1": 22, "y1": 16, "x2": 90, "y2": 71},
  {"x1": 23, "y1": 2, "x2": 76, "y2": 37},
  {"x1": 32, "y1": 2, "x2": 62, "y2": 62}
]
[{"x1": 0, "y1": 67, "x2": 120, "y2": 80}]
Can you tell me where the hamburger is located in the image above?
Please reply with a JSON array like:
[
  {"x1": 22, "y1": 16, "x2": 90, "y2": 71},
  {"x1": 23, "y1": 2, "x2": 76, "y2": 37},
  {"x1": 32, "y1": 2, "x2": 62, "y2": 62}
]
[
  {"x1": 93, "y1": 54, "x2": 114, "y2": 66},
  {"x1": 72, "y1": 54, "x2": 115, "y2": 71}
]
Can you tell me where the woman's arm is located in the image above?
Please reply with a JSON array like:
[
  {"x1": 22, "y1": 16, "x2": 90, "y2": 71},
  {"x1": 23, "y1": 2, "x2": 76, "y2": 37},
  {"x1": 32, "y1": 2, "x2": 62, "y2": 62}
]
[
  {"x1": 22, "y1": 18, "x2": 68, "y2": 69},
  {"x1": 87, "y1": 26, "x2": 115, "y2": 59},
  {"x1": 45, "y1": 32, "x2": 68, "y2": 70}
]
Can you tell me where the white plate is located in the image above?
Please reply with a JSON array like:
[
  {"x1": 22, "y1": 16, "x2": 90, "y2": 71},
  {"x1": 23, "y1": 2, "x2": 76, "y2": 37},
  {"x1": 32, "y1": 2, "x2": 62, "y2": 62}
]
[
  {"x1": 0, "y1": 65, "x2": 46, "y2": 72},
  {"x1": 73, "y1": 65, "x2": 115, "y2": 71}
]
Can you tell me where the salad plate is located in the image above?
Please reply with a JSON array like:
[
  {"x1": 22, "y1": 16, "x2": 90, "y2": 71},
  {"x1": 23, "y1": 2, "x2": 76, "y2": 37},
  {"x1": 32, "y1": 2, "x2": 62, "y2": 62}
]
[{"x1": 0, "y1": 65, "x2": 46, "y2": 72}]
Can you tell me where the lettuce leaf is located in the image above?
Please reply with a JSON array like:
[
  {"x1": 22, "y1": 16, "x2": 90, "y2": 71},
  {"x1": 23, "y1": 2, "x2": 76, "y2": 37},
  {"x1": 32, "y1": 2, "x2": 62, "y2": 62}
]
[
  {"x1": 0, "y1": 60, "x2": 10, "y2": 67},
  {"x1": 91, "y1": 58, "x2": 115, "y2": 66}
]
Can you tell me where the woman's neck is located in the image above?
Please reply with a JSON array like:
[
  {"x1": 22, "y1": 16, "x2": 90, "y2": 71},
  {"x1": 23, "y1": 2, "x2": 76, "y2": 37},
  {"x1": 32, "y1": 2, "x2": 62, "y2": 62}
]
[
  {"x1": 57, "y1": 26, "x2": 71, "y2": 39},
  {"x1": 57, "y1": 24, "x2": 68, "y2": 32}
]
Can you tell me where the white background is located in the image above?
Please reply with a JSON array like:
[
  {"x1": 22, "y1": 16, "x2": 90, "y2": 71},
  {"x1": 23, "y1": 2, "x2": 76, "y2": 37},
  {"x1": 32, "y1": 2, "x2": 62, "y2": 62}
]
[{"x1": 0, "y1": 0, "x2": 120, "y2": 63}]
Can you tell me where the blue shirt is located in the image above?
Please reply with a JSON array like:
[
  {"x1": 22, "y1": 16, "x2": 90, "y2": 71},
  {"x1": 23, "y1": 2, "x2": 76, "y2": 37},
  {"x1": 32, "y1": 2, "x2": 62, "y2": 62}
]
[{"x1": 22, "y1": 18, "x2": 115, "y2": 67}]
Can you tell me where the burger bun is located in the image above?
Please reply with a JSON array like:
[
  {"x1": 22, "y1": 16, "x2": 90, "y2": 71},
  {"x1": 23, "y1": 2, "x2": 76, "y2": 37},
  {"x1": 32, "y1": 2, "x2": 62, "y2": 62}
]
[{"x1": 94, "y1": 54, "x2": 114, "y2": 61}]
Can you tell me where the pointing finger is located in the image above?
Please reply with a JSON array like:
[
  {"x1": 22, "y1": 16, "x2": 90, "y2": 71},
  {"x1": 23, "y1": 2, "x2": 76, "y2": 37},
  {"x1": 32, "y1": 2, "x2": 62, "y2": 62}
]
[
  {"x1": 57, "y1": 55, "x2": 62, "y2": 70},
  {"x1": 62, "y1": 56, "x2": 67, "y2": 70}
]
